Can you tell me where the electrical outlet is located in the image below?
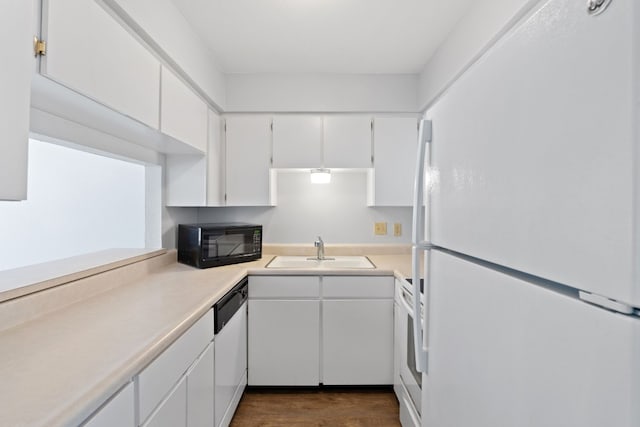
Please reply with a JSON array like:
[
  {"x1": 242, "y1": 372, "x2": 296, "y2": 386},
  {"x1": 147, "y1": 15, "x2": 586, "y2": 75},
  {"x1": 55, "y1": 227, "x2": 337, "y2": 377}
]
[
  {"x1": 374, "y1": 222, "x2": 387, "y2": 235},
  {"x1": 394, "y1": 223, "x2": 402, "y2": 237}
]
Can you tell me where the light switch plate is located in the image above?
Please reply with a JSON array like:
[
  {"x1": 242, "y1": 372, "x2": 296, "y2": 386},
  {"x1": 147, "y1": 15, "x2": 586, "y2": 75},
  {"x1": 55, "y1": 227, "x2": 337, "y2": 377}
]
[{"x1": 374, "y1": 222, "x2": 387, "y2": 235}]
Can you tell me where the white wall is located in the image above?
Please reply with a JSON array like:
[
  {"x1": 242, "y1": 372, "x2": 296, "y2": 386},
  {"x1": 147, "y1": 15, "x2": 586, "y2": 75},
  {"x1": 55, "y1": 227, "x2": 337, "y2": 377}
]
[
  {"x1": 418, "y1": 0, "x2": 540, "y2": 110},
  {"x1": 102, "y1": 0, "x2": 226, "y2": 110},
  {"x1": 0, "y1": 139, "x2": 146, "y2": 271},
  {"x1": 226, "y1": 73, "x2": 418, "y2": 112},
  {"x1": 163, "y1": 207, "x2": 197, "y2": 249},
  {"x1": 196, "y1": 171, "x2": 412, "y2": 244}
]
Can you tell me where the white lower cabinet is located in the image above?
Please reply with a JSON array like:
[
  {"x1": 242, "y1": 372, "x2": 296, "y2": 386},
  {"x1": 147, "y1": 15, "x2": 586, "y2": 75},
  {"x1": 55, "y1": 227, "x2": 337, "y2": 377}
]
[
  {"x1": 247, "y1": 275, "x2": 393, "y2": 386},
  {"x1": 322, "y1": 276, "x2": 394, "y2": 385},
  {"x1": 322, "y1": 299, "x2": 394, "y2": 385},
  {"x1": 187, "y1": 343, "x2": 215, "y2": 427},
  {"x1": 142, "y1": 376, "x2": 188, "y2": 427},
  {"x1": 82, "y1": 382, "x2": 135, "y2": 427},
  {"x1": 248, "y1": 299, "x2": 320, "y2": 385},
  {"x1": 137, "y1": 310, "x2": 214, "y2": 426}
]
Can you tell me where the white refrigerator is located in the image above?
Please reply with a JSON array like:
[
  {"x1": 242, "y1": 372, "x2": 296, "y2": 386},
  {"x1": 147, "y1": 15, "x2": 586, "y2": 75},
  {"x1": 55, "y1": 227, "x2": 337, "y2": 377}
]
[{"x1": 411, "y1": 0, "x2": 640, "y2": 425}]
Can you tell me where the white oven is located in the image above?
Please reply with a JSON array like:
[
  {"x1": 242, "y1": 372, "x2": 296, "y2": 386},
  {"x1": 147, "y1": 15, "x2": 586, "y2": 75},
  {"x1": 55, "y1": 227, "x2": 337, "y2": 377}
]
[{"x1": 394, "y1": 278, "x2": 423, "y2": 427}]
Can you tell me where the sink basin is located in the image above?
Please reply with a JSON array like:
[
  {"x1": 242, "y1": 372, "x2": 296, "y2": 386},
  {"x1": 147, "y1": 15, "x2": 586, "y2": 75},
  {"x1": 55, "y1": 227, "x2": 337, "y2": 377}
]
[{"x1": 266, "y1": 256, "x2": 375, "y2": 269}]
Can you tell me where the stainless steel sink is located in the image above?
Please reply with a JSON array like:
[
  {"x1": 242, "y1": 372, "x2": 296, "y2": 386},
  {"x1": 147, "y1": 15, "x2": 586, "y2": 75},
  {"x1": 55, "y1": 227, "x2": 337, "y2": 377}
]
[{"x1": 266, "y1": 255, "x2": 375, "y2": 269}]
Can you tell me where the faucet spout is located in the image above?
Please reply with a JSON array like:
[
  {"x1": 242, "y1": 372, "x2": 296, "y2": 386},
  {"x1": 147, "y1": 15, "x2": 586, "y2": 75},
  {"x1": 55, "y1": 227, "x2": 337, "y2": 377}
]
[{"x1": 314, "y1": 236, "x2": 325, "y2": 260}]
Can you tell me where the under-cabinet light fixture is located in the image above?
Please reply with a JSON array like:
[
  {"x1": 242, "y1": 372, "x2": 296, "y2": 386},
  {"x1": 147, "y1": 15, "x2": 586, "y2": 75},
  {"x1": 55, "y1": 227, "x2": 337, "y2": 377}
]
[{"x1": 310, "y1": 168, "x2": 331, "y2": 184}]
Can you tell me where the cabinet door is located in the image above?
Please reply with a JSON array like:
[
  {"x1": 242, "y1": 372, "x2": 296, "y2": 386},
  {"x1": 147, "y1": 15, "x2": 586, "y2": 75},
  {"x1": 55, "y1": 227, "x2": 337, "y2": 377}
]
[
  {"x1": 186, "y1": 343, "x2": 214, "y2": 427},
  {"x1": 138, "y1": 310, "x2": 214, "y2": 424},
  {"x1": 165, "y1": 155, "x2": 207, "y2": 207},
  {"x1": 225, "y1": 115, "x2": 274, "y2": 206},
  {"x1": 323, "y1": 116, "x2": 372, "y2": 168},
  {"x1": 41, "y1": 0, "x2": 160, "y2": 129},
  {"x1": 215, "y1": 303, "x2": 247, "y2": 427},
  {"x1": 272, "y1": 115, "x2": 322, "y2": 168},
  {"x1": 207, "y1": 110, "x2": 224, "y2": 206},
  {"x1": 322, "y1": 299, "x2": 394, "y2": 385},
  {"x1": 165, "y1": 110, "x2": 223, "y2": 207},
  {"x1": 370, "y1": 117, "x2": 418, "y2": 206},
  {"x1": 83, "y1": 382, "x2": 135, "y2": 427},
  {"x1": 161, "y1": 66, "x2": 208, "y2": 152},
  {"x1": 248, "y1": 299, "x2": 319, "y2": 385},
  {"x1": 0, "y1": 0, "x2": 34, "y2": 200},
  {"x1": 143, "y1": 376, "x2": 187, "y2": 427}
]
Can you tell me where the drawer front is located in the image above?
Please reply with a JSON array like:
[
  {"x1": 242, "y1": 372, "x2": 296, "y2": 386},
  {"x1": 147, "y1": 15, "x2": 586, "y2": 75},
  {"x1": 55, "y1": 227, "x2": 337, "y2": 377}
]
[
  {"x1": 83, "y1": 382, "x2": 134, "y2": 427},
  {"x1": 138, "y1": 309, "x2": 214, "y2": 424},
  {"x1": 323, "y1": 276, "x2": 394, "y2": 298},
  {"x1": 249, "y1": 276, "x2": 320, "y2": 298}
]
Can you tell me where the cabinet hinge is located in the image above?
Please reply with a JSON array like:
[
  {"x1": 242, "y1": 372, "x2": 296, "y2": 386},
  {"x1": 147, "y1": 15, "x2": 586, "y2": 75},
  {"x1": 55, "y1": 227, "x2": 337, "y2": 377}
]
[
  {"x1": 33, "y1": 36, "x2": 47, "y2": 57},
  {"x1": 270, "y1": 121, "x2": 274, "y2": 131},
  {"x1": 224, "y1": 122, "x2": 227, "y2": 132},
  {"x1": 224, "y1": 193, "x2": 227, "y2": 203},
  {"x1": 370, "y1": 120, "x2": 374, "y2": 131}
]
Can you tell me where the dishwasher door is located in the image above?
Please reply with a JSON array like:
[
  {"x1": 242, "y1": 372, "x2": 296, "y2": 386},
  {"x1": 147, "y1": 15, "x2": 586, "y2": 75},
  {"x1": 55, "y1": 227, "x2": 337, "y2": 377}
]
[{"x1": 214, "y1": 279, "x2": 248, "y2": 427}]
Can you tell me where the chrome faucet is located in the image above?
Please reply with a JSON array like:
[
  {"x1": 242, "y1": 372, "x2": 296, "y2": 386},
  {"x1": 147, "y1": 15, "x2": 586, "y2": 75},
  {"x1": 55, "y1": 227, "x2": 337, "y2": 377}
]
[{"x1": 314, "y1": 236, "x2": 325, "y2": 260}]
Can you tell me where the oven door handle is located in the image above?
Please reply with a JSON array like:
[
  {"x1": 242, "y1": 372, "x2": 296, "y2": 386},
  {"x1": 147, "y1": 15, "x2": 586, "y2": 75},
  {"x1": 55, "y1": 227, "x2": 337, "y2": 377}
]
[{"x1": 397, "y1": 284, "x2": 415, "y2": 316}]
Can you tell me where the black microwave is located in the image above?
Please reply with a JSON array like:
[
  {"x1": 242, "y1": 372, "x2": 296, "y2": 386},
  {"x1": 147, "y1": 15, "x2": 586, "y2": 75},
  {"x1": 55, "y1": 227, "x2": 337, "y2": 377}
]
[{"x1": 177, "y1": 223, "x2": 262, "y2": 268}]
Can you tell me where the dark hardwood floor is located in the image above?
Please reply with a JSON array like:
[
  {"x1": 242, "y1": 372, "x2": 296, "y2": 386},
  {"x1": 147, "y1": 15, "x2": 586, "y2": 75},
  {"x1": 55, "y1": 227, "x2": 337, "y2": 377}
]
[{"x1": 230, "y1": 387, "x2": 401, "y2": 427}]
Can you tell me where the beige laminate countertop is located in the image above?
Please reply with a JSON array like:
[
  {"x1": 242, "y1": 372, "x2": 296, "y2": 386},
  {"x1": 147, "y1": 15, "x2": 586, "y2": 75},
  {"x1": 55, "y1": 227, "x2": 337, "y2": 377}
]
[{"x1": 0, "y1": 251, "x2": 412, "y2": 427}]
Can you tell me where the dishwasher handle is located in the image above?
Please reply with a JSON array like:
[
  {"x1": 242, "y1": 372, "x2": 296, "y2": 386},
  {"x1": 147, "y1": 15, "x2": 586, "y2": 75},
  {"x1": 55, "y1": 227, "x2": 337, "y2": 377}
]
[{"x1": 214, "y1": 276, "x2": 248, "y2": 334}]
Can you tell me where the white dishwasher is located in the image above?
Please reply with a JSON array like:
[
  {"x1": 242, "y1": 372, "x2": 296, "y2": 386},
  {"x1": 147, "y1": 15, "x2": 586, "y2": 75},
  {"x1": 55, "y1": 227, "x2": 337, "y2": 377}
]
[{"x1": 213, "y1": 277, "x2": 248, "y2": 427}]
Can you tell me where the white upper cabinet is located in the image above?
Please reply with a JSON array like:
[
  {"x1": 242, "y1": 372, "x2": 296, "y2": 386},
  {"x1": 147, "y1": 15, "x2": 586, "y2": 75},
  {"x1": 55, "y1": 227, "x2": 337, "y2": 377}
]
[
  {"x1": 0, "y1": 0, "x2": 34, "y2": 200},
  {"x1": 40, "y1": 0, "x2": 160, "y2": 129},
  {"x1": 165, "y1": 110, "x2": 222, "y2": 207},
  {"x1": 160, "y1": 66, "x2": 208, "y2": 153},
  {"x1": 206, "y1": 109, "x2": 224, "y2": 206},
  {"x1": 323, "y1": 116, "x2": 372, "y2": 168},
  {"x1": 272, "y1": 115, "x2": 322, "y2": 168},
  {"x1": 165, "y1": 155, "x2": 207, "y2": 207},
  {"x1": 225, "y1": 115, "x2": 275, "y2": 206},
  {"x1": 368, "y1": 117, "x2": 418, "y2": 206}
]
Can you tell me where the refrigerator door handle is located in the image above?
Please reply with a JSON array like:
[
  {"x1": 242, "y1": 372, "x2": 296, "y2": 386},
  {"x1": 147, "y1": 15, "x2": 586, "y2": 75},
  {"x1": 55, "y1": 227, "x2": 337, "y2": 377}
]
[
  {"x1": 411, "y1": 120, "x2": 432, "y2": 246},
  {"x1": 411, "y1": 119, "x2": 432, "y2": 374}
]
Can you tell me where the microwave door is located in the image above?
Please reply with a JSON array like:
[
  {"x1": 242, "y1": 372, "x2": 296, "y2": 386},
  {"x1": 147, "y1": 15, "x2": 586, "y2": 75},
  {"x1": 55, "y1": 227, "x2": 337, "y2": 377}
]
[{"x1": 212, "y1": 234, "x2": 247, "y2": 257}]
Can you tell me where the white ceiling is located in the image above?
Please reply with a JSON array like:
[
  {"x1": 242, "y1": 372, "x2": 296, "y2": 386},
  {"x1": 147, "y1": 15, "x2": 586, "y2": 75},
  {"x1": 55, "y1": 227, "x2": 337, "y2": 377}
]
[{"x1": 172, "y1": 0, "x2": 474, "y2": 74}]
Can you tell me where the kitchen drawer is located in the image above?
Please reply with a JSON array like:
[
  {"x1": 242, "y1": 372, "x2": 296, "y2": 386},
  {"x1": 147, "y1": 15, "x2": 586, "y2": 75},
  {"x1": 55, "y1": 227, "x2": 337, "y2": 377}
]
[
  {"x1": 322, "y1": 276, "x2": 394, "y2": 298},
  {"x1": 83, "y1": 382, "x2": 134, "y2": 427},
  {"x1": 249, "y1": 276, "x2": 320, "y2": 298},
  {"x1": 138, "y1": 309, "x2": 214, "y2": 424}
]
